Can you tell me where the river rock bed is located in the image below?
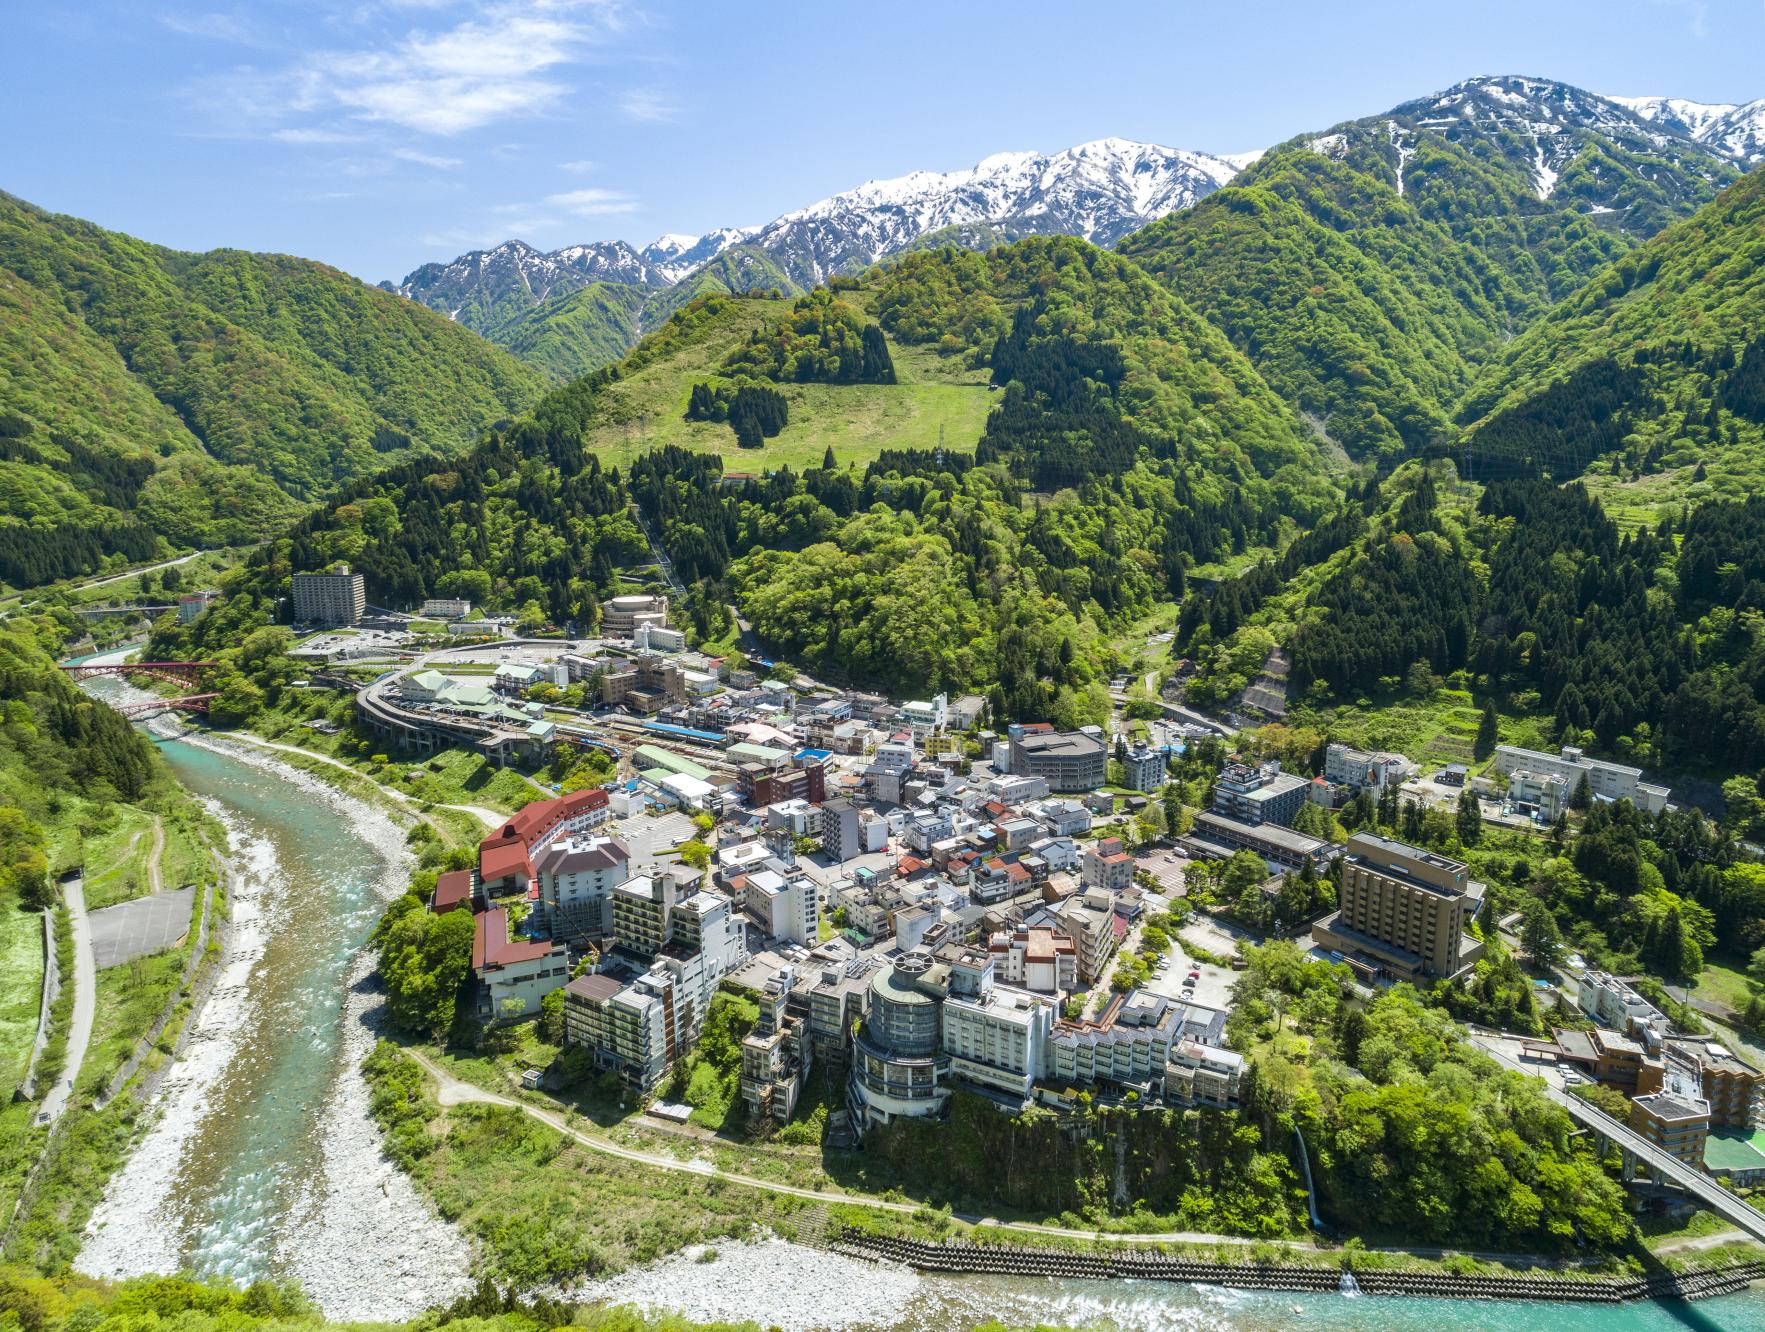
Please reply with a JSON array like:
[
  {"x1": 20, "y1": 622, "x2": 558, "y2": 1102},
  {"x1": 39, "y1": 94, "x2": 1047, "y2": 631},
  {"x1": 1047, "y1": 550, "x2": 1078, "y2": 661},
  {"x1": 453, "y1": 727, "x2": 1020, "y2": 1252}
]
[
  {"x1": 573, "y1": 1238, "x2": 923, "y2": 1332},
  {"x1": 284, "y1": 949, "x2": 476, "y2": 1319}
]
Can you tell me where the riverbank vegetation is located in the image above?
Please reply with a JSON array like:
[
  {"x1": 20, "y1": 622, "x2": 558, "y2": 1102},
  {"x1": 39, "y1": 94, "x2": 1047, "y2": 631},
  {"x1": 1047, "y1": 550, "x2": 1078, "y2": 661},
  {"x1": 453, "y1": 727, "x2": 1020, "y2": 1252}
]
[
  {"x1": 0, "y1": 1266, "x2": 797, "y2": 1332},
  {"x1": 0, "y1": 622, "x2": 226, "y2": 1268}
]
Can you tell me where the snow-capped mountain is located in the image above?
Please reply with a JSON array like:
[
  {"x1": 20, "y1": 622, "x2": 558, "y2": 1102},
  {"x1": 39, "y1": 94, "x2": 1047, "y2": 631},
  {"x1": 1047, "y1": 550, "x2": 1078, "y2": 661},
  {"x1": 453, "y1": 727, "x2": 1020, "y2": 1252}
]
[
  {"x1": 640, "y1": 227, "x2": 761, "y2": 284},
  {"x1": 1378, "y1": 76, "x2": 1740, "y2": 209},
  {"x1": 1610, "y1": 94, "x2": 1765, "y2": 165},
  {"x1": 388, "y1": 237, "x2": 671, "y2": 325},
  {"x1": 391, "y1": 138, "x2": 1255, "y2": 332},
  {"x1": 717, "y1": 138, "x2": 1250, "y2": 288}
]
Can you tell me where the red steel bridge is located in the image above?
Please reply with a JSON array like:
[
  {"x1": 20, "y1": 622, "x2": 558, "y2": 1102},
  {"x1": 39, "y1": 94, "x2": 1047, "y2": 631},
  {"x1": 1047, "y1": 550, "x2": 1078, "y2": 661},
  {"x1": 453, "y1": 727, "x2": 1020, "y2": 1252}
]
[
  {"x1": 61, "y1": 661, "x2": 216, "y2": 688},
  {"x1": 114, "y1": 694, "x2": 219, "y2": 719}
]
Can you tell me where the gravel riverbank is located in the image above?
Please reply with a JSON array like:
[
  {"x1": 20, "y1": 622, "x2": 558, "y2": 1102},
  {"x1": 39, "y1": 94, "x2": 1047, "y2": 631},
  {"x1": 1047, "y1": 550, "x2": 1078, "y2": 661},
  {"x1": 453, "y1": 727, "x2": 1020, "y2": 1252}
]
[
  {"x1": 69, "y1": 679, "x2": 475, "y2": 1318},
  {"x1": 284, "y1": 949, "x2": 476, "y2": 1319},
  {"x1": 571, "y1": 1239, "x2": 924, "y2": 1332}
]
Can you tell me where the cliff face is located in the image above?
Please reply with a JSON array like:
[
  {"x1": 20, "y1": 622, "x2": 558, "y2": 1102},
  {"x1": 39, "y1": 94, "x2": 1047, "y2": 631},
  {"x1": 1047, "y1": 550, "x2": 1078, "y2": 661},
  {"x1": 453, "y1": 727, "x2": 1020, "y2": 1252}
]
[{"x1": 862, "y1": 1093, "x2": 1303, "y2": 1235}]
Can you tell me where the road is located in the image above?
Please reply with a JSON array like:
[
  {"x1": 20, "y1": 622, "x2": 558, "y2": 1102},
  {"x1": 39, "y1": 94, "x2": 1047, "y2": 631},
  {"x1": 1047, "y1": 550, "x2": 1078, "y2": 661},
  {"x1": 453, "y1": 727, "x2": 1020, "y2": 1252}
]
[
  {"x1": 146, "y1": 816, "x2": 164, "y2": 895},
  {"x1": 1470, "y1": 1033, "x2": 1765, "y2": 1245},
  {"x1": 39, "y1": 878, "x2": 95, "y2": 1125},
  {"x1": 1, "y1": 551, "x2": 209, "y2": 613}
]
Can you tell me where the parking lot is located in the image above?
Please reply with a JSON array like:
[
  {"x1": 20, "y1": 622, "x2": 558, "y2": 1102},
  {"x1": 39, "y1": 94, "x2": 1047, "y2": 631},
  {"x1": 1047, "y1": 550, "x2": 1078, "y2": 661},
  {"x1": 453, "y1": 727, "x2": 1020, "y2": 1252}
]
[
  {"x1": 1143, "y1": 945, "x2": 1235, "y2": 1011},
  {"x1": 88, "y1": 886, "x2": 196, "y2": 970}
]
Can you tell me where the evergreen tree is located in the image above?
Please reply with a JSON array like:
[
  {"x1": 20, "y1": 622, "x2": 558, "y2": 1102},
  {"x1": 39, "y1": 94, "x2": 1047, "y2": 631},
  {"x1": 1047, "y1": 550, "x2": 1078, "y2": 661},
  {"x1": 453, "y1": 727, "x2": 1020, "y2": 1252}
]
[
  {"x1": 1455, "y1": 788, "x2": 1482, "y2": 845},
  {"x1": 822, "y1": 445, "x2": 836, "y2": 470},
  {"x1": 1475, "y1": 699, "x2": 1499, "y2": 761},
  {"x1": 1570, "y1": 773, "x2": 1592, "y2": 812},
  {"x1": 1520, "y1": 899, "x2": 1563, "y2": 968}
]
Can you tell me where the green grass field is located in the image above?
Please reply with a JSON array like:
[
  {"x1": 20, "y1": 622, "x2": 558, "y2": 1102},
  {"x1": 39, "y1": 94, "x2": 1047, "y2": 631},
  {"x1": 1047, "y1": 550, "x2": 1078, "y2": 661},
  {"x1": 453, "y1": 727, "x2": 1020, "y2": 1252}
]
[
  {"x1": 1693, "y1": 958, "x2": 1757, "y2": 1021},
  {"x1": 0, "y1": 894, "x2": 46, "y2": 1100},
  {"x1": 1291, "y1": 685, "x2": 1556, "y2": 775},
  {"x1": 579, "y1": 294, "x2": 994, "y2": 471},
  {"x1": 82, "y1": 947, "x2": 188, "y2": 1098}
]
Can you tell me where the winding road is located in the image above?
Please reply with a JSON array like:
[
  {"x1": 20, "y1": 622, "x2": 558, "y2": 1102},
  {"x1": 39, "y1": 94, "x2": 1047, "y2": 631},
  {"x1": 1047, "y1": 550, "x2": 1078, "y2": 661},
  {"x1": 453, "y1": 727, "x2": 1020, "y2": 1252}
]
[{"x1": 39, "y1": 878, "x2": 95, "y2": 1125}]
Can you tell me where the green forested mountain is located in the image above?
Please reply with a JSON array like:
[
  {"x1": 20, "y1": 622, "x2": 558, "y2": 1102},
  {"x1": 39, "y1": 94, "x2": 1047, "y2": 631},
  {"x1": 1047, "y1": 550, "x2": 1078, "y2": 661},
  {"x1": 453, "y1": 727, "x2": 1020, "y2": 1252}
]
[
  {"x1": 1461, "y1": 163, "x2": 1765, "y2": 503},
  {"x1": 1116, "y1": 76, "x2": 1737, "y2": 462},
  {"x1": 175, "y1": 235, "x2": 1329, "y2": 719},
  {"x1": 0, "y1": 192, "x2": 543, "y2": 587}
]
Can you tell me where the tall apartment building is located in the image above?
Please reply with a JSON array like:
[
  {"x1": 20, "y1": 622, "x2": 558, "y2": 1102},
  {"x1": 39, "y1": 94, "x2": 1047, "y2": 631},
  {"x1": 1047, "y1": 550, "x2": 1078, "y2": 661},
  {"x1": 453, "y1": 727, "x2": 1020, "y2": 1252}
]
[
  {"x1": 535, "y1": 835, "x2": 630, "y2": 940},
  {"x1": 1212, "y1": 759, "x2": 1307, "y2": 827},
  {"x1": 820, "y1": 798, "x2": 861, "y2": 863},
  {"x1": 1008, "y1": 724, "x2": 1107, "y2": 793},
  {"x1": 1631, "y1": 1054, "x2": 1714, "y2": 1167},
  {"x1": 938, "y1": 951, "x2": 1054, "y2": 1106},
  {"x1": 1311, "y1": 833, "x2": 1483, "y2": 981},
  {"x1": 743, "y1": 868, "x2": 819, "y2": 945},
  {"x1": 1493, "y1": 744, "x2": 1670, "y2": 814},
  {"x1": 291, "y1": 566, "x2": 366, "y2": 626},
  {"x1": 1121, "y1": 742, "x2": 1166, "y2": 793},
  {"x1": 849, "y1": 953, "x2": 952, "y2": 1129},
  {"x1": 740, "y1": 968, "x2": 813, "y2": 1123}
]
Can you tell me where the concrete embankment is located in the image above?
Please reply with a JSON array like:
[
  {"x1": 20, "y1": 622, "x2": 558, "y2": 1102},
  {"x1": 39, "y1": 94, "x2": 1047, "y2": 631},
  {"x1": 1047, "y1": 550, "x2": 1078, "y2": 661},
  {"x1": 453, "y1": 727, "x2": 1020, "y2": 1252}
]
[{"x1": 833, "y1": 1232, "x2": 1765, "y2": 1304}]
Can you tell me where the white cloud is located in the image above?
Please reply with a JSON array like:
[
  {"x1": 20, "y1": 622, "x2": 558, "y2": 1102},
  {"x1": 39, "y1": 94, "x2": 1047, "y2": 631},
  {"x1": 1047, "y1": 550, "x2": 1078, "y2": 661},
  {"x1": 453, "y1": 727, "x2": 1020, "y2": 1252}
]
[
  {"x1": 184, "y1": 3, "x2": 639, "y2": 137},
  {"x1": 559, "y1": 158, "x2": 596, "y2": 173},
  {"x1": 272, "y1": 126, "x2": 362, "y2": 144},
  {"x1": 392, "y1": 146, "x2": 464, "y2": 168},
  {"x1": 617, "y1": 87, "x2": 677, "y2": 123},
  {"x1": 159, "y1": 11, "x2": 260, "y2": 44},
  {"x1": 543, "y1": 187, "x2": 638, "y2": 215}
]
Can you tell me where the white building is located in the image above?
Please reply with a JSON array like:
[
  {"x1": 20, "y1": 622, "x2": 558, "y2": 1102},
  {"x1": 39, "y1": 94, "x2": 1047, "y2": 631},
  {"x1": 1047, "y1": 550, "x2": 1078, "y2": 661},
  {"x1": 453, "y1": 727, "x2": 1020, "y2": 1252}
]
[
  {"x1": 473, "y1": 907, "x2": 569, "y2": 1020},
  {"x1": 1028, "y1": 798, "x2": 1092, "y2": 838},
  {"x1": 900, "y1": 693, "x2": 949, "y2": 736},
  {"x1": 633, "y1": 621, "x2": 687, "y2": 652},
  {"x1": 420, "y1": 597, "x2": 472, "y2": 620},
  {"x1": 745, "y1": 869, "x2": 819, "y2": 945},
  {"x1": 1506, "y1": 767, "x2": 1573, "y2": 820},
  {"x1": 1324, "y1": 743, "x2": 1416, "y2": 792},
  {"x1": 535, "y1": 835, "x2": 630, "y2": 938},
  {"x1": 941, "y1": 977, "x2": 1054, "y2": 1104},
  {"x1": 1121, "y1": 742, "x2": 1165, "y2": 793},
  {"x1": 988, "y1": 926, "x2": 1078, "y2": 996},
  {"x1": 1494, "y1": 744, "x2": 1670, "y2": 814}
]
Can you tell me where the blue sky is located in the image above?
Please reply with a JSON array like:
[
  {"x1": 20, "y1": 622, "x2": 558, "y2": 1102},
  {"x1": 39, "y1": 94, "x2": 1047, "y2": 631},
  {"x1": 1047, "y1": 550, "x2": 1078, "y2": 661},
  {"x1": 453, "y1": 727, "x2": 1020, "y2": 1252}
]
[{"x1": 5, "y1": 0, "x2": 1762, "y2": 283}]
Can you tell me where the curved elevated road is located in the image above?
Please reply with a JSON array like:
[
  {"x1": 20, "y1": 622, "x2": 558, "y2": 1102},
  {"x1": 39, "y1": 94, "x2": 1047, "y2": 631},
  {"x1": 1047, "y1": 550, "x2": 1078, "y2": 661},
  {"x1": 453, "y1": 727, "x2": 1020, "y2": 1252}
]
[{"x1": 1472, "y1": 1035, "x2": 1765, "y2": 1244}]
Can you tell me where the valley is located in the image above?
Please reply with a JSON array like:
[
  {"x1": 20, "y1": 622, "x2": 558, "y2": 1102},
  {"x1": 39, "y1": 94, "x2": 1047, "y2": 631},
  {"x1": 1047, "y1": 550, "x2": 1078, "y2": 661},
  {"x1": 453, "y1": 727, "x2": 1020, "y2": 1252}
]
[{"x1": 8, "y1": 47, "x2": 1765, "y2": 1332}]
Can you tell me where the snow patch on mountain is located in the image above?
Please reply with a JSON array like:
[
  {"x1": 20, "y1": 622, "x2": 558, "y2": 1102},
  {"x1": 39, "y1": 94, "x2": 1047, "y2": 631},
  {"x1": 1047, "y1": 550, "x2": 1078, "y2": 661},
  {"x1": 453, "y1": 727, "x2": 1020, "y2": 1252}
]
[{"x1": 1612, "y1": 93, "x2": 1765, "y2": 164}]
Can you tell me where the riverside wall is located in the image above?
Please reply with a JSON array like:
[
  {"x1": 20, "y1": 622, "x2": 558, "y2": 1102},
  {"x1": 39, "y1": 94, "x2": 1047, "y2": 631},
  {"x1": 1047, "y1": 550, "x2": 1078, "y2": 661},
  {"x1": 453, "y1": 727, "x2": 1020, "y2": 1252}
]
[{"x1": 832, "y1": 1232, "x2": 1765, "y2": 1304}]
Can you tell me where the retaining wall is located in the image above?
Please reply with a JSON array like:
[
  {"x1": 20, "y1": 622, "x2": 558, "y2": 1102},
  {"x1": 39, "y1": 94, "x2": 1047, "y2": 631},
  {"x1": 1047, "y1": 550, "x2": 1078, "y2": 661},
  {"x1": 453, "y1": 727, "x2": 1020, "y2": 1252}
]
[{"x1": 832, "y1": 1232, "x2": 1765, "y2": 1304}]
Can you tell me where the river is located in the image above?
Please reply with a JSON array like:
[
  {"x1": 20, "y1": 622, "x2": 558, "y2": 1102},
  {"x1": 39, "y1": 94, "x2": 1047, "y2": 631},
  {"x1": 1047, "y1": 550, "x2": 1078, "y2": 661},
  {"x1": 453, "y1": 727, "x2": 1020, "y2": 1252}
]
[
  {"x1": 63, "y1": 656, "x2": 1765, "y2": 1330},
  {"x1": 71, "y1": 657, "x2": 474, "y2": 1319}
]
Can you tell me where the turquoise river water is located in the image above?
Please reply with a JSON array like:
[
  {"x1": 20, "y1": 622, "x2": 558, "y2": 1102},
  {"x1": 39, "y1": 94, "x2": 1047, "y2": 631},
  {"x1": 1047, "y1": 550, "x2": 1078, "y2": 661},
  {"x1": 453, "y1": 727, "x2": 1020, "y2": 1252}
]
[{"x1": 65, "y1": 661, "x2": 1765, "y2": 1330}]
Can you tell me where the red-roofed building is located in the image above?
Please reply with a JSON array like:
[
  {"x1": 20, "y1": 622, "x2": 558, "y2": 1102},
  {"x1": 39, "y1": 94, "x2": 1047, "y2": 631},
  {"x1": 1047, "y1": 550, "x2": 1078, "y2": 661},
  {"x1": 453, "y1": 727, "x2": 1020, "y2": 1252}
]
[
  {"x1": 478, "y1": 788, "x2": 612, "y2": 896},
  {"x1": 431, "y1": 869, "x2": 474, "y2": 915},
  {"x1": 1082, "y1": 836, "x2": 1135, "y2": 894},
  {"x1": 472, "y1": 907, "x2": 569, "y2": 1020}
]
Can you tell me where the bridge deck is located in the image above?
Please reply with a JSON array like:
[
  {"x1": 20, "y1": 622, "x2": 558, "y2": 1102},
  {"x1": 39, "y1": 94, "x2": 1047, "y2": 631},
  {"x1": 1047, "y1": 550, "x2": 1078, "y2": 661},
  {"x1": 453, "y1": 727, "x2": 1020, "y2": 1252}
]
[{"x1": 1473, "y1": 1036, "x2": 1765, "y2": 1244}]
